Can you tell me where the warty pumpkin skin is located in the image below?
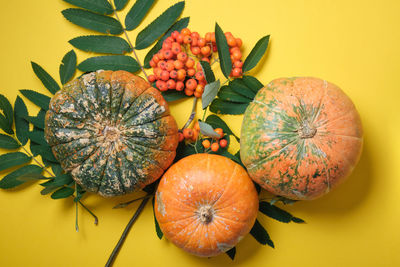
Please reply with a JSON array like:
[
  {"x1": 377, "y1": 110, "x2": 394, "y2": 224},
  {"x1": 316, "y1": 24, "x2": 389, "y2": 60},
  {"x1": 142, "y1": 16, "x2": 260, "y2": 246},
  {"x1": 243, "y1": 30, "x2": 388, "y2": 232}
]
[
  {"x1": 44, "y1": 70, "x2": 179, "y2": 197},
  {"x1": 154, "y1": 153, "x2": 259, "y2": 257},
  {"x1": 241, "y1": 77, "x2": 363, "y2": 200}
]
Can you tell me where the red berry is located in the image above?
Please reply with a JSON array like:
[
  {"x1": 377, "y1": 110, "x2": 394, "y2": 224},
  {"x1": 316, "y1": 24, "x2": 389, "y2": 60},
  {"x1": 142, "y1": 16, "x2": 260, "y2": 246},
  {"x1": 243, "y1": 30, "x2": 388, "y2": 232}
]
[
  {"x1": 176, "y1": 34, "x2": 184, "y2": 43},
  {"x1": 195, "y1": 71, "x2": 204, "y2": 81},
  {"x1": 182, "y1": 128, "x2": 193, "y2": 139},
  {"x1": 201, "y1": 57, "x2": 210, "y2": 63},
  {"x1": 162, "y1": 42, "x2": 172, "y2": 50},
  {"x1": 157, "y1": 60, "x2": 166, "y2": 70},
  {"x1": 219, "y1": 139, "x2": 228, "y2": 148},
  {"x1": 195, "y1": 84, "x2": 204, "y2": 94},
  {"x1": 201, "y1": 46, "x2": 211, "y2": 56},
  {"x1": 156, "y1": 80, "x2": 167, "y2": 91},
  {"x1": 166, "y1": 79, "x2": 176, "y2": 90},
  {"x1": 185, "y1": 58, "x2": 195, "y2": 68},
  {"x1": 202, "y1": 139, "x2": 211, "y2": 149},
  {"x1": 176, "y1": 81, "x2": 184, "y2": 91},
  {"x1": 177, "y1": 69, "x2": 186, "y2": 81},
  {"x1": 169, "y1": 70, "x2": 178, "y2": 79},
  {"x1": 171, "y1": 43, "x2": 181, "y2": 54},
  {"x1": 205, "y1": 32, "x2": 212, "y2": 42},
  {"x1": 177, "y1": 52, "x2": 188, "y2": 62},
  {"x1": 187, "y1": 68, "x2": 196, "y2": 76},
  {"x1": 152, "y1": 54, "x2": 160, "y2": 63},
  {"x1": 231, "y1": 67, "x2": 242, "y2": 77},
  {"x1": 149, "y1": 59, "x2": 156, "y2": 68},
  {"x1": 160, "y1": 70, "x2": 170, "y2": 81},
  {"x1": 194, "y1": 91, "x2": 202, "y2": 98},
  {"x1": 227, "y1": 36, "x2": 237, "y2": 47},
  {"x1": 236, "y1": 38, "x2": 243, "y2": 47},
  {"x1": 198, "y1": 38, "x2": 206, "y2": 47},
  {"x1": 178, "y1": 132, "x2": 184, "y2": 142},
  {"x1": 165, "y1": 60, "x2": 175, "y2": 71},
  {"x1": 157, "y1": 51, "x2": 165, "y2": 60},
  {"x1": 181, "y1": 28, "x2": 191, "y2": 36},
  {"x1": 232, "y1": 50, "x2": 242, "y2": 60},
  {"x1": 185, "y1": 79, "x2": 197, "y2": 90},
  {"x1": 211, "y1": 142, "x2": 219, "y2": 152},
  {"x1": 171, "y1": 31, "x2": 180, "y2": 39},
  {"x1": 184, "y1": 88, "x2": 194, "y2": 96},
  {"x1": 191, "y1": 46, "x2": 201, "y2": 55},
  {"x1": 165, "y1": 36, "x2": 174, "y2": 43},
  {"x1": 233, "y1": 60, "x2": 243, "y2": 68},
  {"x1": 190, "y1": 32, "x2": 200, "y2": 39},
  {"x1": 191, "y1": 37, "x2": 198, "y2": 47},
  {"x1": 214, "y1": 128, "x2": 224, "y2": 139},
  {"x1": 183, "y1": 35, "x2": 192, "y2": 44},
  {"x1": 163, "y1": 49, "x2": 173, "y2": 60},
  {"x1": 148, "y1": 74, "x2": 156, "y2": 82},
  {"x1": 173, "y1": 60, "x2": 184, "y2": 70}
]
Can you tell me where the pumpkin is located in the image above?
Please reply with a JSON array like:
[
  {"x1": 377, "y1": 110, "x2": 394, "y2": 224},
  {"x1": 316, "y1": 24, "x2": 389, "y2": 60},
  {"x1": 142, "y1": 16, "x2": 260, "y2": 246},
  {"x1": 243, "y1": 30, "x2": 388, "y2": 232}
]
[
  {"x1": 154, "y1": 153, "x2": 259, "y2": 257},
  {"x1": 240, "y1": 77, "x2": 363, "y2": 200},
  {"x1": 44, "y1": 70, "x2": 179, "y2": 197}
]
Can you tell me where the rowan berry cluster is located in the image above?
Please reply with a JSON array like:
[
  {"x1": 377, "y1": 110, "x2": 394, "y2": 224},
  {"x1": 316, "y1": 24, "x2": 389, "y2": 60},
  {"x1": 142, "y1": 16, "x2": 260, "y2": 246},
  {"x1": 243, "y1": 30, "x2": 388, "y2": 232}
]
[{"x1": 148, "y1": 28, "x2": 243, "y2": 97}]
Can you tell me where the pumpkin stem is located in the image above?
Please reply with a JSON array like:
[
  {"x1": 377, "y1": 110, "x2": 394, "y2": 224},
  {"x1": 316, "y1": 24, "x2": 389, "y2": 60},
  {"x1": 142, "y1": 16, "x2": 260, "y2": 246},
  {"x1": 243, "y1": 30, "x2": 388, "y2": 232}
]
[
  {"x1": 198, "y1": 205, "x2": 214, "y2": 224},
  {"x1": 297, "y1": 120, "x2": 317, "y2": 139}
]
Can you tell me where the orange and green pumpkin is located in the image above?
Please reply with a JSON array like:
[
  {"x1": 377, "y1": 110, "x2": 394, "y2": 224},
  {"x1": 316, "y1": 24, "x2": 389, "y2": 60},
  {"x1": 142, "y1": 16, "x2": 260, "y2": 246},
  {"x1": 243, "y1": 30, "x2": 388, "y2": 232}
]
[
  {"x1": 155, "y1": 153, "x2": 259, "y2": 257},
  {"x1": 44, "y1": 70, "x2": 178, "y2": 197},
  {"x1": 240, "y1": 77, "x2": 363, "y2": 200}
]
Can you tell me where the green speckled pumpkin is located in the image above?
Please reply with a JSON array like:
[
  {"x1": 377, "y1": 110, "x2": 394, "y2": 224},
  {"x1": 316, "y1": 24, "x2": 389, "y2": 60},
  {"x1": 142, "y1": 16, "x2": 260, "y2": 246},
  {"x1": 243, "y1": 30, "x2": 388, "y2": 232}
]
[
  {"x1": 240, "y1": 77, "x2": 363, "y2": 200},
  {"x1": 44, "y1": 70, "x2": 179, "y2": 197}
]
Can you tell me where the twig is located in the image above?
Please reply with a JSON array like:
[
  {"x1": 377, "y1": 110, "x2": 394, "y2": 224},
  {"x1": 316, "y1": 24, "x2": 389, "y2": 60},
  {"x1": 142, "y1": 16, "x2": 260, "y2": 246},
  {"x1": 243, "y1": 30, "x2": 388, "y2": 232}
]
[
  {"x1": 113, "y1": 194, "x2": 153, "y2": 209},
  {"x1": 78, "y1": 200, "x2": 98, "y2": 225},
  {"x1": 105, "y1": 196, "x2": 150, "y2": 267},
  {"x1": 109, "y1": 1, "x2": 149, "y2": 80},
  {"x1": 181, "y1": 97, "x2": 197, "y2": 130},
  {"x1": 20, "y1": 144, "x2": 55, "y2": 177}
]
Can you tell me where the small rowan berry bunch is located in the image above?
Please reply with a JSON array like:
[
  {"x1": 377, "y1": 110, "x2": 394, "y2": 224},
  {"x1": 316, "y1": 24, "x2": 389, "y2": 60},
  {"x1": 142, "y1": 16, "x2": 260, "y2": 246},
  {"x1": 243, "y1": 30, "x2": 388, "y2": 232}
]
[
  {"x1": 178, "y1": 121, "x2": 201, "y2": 142},
  {"x1": 201, "y1": 128, "x2": 228, "y2": 152},
  {"x1": 148, "y1": 28, "x2": 244, "y2": 97}
]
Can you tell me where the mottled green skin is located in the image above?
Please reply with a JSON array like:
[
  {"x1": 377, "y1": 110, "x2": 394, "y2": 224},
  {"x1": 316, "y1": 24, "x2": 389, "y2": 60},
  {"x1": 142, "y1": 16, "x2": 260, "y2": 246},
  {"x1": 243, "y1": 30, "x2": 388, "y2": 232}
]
[
  {"x1": 45, "y1": 70, "x2": 179, "y2": 197},
  {"x1": 240, "y1": 77, "x2": 363, "y2": 200}
]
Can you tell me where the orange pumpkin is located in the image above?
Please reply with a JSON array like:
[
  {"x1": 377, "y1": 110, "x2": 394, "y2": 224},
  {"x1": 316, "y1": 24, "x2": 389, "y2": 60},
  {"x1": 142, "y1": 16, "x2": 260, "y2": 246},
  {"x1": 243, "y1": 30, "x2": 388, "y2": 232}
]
[
  {"x1": 154, "y1": 153, "x2": 259, "y2": 257},
  {"x1": 241, "y1": 77, "x2": 363, "y2": 200}
]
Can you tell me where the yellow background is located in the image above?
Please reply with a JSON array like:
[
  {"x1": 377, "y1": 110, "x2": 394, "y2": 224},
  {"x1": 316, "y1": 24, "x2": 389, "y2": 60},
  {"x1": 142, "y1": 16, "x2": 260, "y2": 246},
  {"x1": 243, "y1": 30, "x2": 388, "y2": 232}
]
[{"x1": 1, "y1": 0, "x2": 399, "y2": 266}]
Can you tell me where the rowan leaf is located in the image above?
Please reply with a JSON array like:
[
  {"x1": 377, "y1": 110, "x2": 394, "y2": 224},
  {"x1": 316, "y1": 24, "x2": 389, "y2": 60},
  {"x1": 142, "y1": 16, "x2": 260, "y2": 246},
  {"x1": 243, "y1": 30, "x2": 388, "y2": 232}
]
[
  {"x1": 30, "y1": 144, "x2": 58, "y2": 163},
  {"x1": 215, "y1": 23, "x2": 232, "y2": 78},
  {"x1": 225, "y1": 247, "x2": 236, "y2": 260},
  {"x1": 114, "y1": 0, "x2": 129, "y2": 11},
  {"x1": 31, "y1": 62, "x2": 60, "y2": 94},
  {"x1": 69, "y1": 35, "x2": 132, "y2": 54},
  {"x1": 243, "y1": 35, "x2": 270, "y2": 72},
  {"x1": 242, "y1": 75, "x2": 264, "y2": 94},
  {"x1": 25, "y1": 109, "x2": 46, "y2": 130},
  {"x1": 0, "y1": 152, "x2": 31, "y2": 172},
  {"x1": 198, "y1": 121, "x2": 220, "y2": 139},
  {"x1": 28, "y1": 129, "x2": 47, "y2": 146},
  {"x1": 77, "y1": 55, "x2": 140, "y2": 73},
  {"x1": 0, "y1": 134, "x2": 20, "y2": 149},
  {"x1": 62, "y1": 8, "x2": 123, "y2": 35},
  {"x1": 125, "y1": 0, "x2": 155, "y2": 31},
  {"x1": 259, "y1": 201, "x2": 305, "y2": 224},
  {"x1": 250, "y1": 219, "x2": 274, "y2": 248},
  {"x1": 0, "y1": 115, "x2": 13, "y2": 135},
  {"x1": 19, "y1": 90, "x2": 51, "y2": 110},
  {"x1": 209, "y1": 99, "x2": 248, "y2": 115},
  {"x1": 202, "y1": 80, "x2": 220, "y2": 109},
  {"x1": 51, "y1": 187, "x2": 75, "y2": 199},
  {"x1": 161, "y1": 90, "x2": 190, "y2": 102},
  {"x1": 205, "y1": 114, "x2": 239, "y2": 141},
  {"x1": 14, "y1": 96, "x2": 29, "y2": 145},
  {"x1": 152, "y1": 196, "x2": 163, "y2": 239},
  {"x1": 0, "y1": 165, "x2": 43, "y2": 189},
  {"x1": 63, "y1": 0, "x2": 113, "y2": 15},
  {"x1": 218, "y1": 85, "x2": 251, "y2": 103},
  {"x1": 0, "y1": 94, "x2": 13, "y2": 127},
  {"x1": 199, "y1": 61, "x2": 215, "y2": 83},
  {"x1": 135, "y1": 1, "x2": 185, "y2": 50},
  {"x1": 229, "y1": 79, "x2": 255, "y2": 100},
  {"x1": 59, "y1": 50, "x2": 77, "y2": 85}
]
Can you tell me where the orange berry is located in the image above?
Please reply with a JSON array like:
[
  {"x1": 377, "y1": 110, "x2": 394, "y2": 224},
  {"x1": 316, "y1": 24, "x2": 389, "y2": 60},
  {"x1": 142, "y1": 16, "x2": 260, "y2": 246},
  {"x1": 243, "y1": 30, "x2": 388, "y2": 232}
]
[
  {"x1": 184, "y1": 88, "x2": 194, "y2": 96},
  {"x1": 214, "y1": 128, "x2": 224, "y2": 139},
  {"x1": 187, "y1": 68, "x2": 196, "y2": 76},
  {"x1": 182, "y1": 128, "x2": 194, "y2": 139},
  {"x1": 191, "y1": 37, "x2": 198, "y2": 47},
  {"x1": 176, "y1": 81, "x2": 184, "y2": 91},
  {"x1": 191, "y1": 129, "x2": 199, "y2": 141},
  {"x1": 229, "y1": 46, "x2": 240, "y2": 54},
  {"x1": 195, "y1": 71, "x2": 204, "y2": 81},
  {"x1": 224, "y1": 32, "x2": 233, "y2": 38},
  {"x1": 211, "y1": 32, "x2": 216, "y2": 43},
  {"x1": 171, "y1": 43, "x2": 181, "y2": 54},
  {"x1": 178, "y1": 132, "x2": 184, "y2": 142},
  {"x1": 219, "y1": 139, "x2": 228, "y2": 148},
  {"x1": 199, "y1": 79, "x2": 207, "y2": 86},
  {"x1": 191, "y1": 46, "x2": 201, "y2": 55},
  {"x1": 149, "y1": 59, "x2": 156, "y2": 68},
  {"x1": 165, "y1": 36, "x2": 174, "y2": 43},
  {"x1": 198, "y1": 38, "x2": 206, "y2": 47},
  {"x1": 201, "y1": 46, "x2": 211, "y2": 56},
  {"x1": 185, "y1": 58, "x2": 195, "y2": 68},
  {"x1": 163, "y1": 49, "x2": 173, "y2": 59},
  {"x1": 177, "y1": 52, "x2": 188, "y2": 62},
  {"x1": 183, "y1": 35, "x2": 192, "y2": 44},
  {"x1": 148, "y1": 74, "x2": 156, "y2": 82},
  {"x1": 205, "y1": 32, "x2": 212, "y2": 42},
  {"x1": 227, "y1": 36, "x2": 237, "y2": 47},
  {"x1": 211, "y1": 142, "x2": 219, "y2": 152},
  {"x1": 196, "y1": 62, "x2": 202, "y2": 70},
  {"x1": 166, "y1": 79, "x2": 176, "y2": 90},
  {"x1": 173, "y1": 60, "x2": 184, "y2": 70},
  {"x1": 185, "y1": 79, "x2": 197, "y2": 90},
  {"x1": 194, "y1": 121, "x2": 200, "y2": 132},
  {"x1": 181, "y1": 28, "x2": 191, "y2": 36},
  {"x1": 177, "y1": 69, "x2": 186, "y2": 80},
  {"x1": 231, "y1": 67, "x2": 242, "y2": 77},
  {"x1": 202, "y1": 139, "x2": 211, "y2": 149},
  {"x1": 176, "y1": 34, "x2": 184, "y2": 43},
  {"x1": 157, "y1": 50, "x2": 165, "y2": 60},
  {"x1": 194, "y1": 91, "x2": 202, "y2": 98},
  {"x1": 171, "y1": 31, "x2": 180, "y2": 39},
  {"x1": 195, "y1": 84, "x2": 204, "y2": 94},
  {"x1": 165, "y1": 61, "x2": 175, "y2": 71},
  {"x1": 233, "y1": 60, "x2": 243, "y2": 68},
  {"x1": 201, "y1": 57, "x2": 210, "y2": 63},
  {"x1": 232, "y1": 50, "x2": 242, "y2": 60},
  {"x1": 160, "y1": 70, "x2": 169, "y2": 81},
  {"x1": 190, "y1": 32, "x2": 200, "y2": 39},
  {"x1": 153, "y1": 67, "x2": 162, "y2": 78},
  {"x1": 236, "y1": 38, "x2": 242, "y2": 47},
  {"x1": 169, "y1": 70, "x2": 178, "y2": 79},
  {"x1": 152, "y1": 54, "x2": 160, "y2": 63},
  {"x1": 156, "y1": 80, "x2": 167, "y2": 91},
  {"x1": 162, "y1": 41, "x2": 172, "y2": 50}
]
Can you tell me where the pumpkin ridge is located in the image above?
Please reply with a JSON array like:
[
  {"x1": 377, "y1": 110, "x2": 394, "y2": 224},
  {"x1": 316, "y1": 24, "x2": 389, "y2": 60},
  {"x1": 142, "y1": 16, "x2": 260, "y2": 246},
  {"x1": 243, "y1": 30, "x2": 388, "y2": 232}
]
[
  {"x1": 123, "y1": 140, "x2": 165, "y2": 171},
  {"x1": 64, "y1": 81, "x2": 99, "y2": 121},
  {"x1": 120, "y1": 149, "x2": 147, "y2": 191},
  {"x1": 52, "y1": 138, "x2": 98, "y2": 162},
  {"x1": 79, "y1": 73, "x2": 101, "y2": 118},
  {"x1": 122, "y1": 133, "x2": 176, "y2": 151},
  {"x1": 117, "y1": 80, "x2": 152, "y2": 119},
  {"x1": 121, "y1": 95, "x2": 163, "y2": 124},
  {"x1": 119, "y1": 85, "x2": 155, "y2": 122},
  {"x1": 167, "y1": 216, "x2": 199, "y2": 240},
  {"x1": 180, "y1": 219, "x2": 202, "y2": 251},
  {"x1": 59, "y1": 144, "x2": 98, "y2": 171},
  {"x1": 212, "y1": 163, "x2": 239, "y2": 207}
]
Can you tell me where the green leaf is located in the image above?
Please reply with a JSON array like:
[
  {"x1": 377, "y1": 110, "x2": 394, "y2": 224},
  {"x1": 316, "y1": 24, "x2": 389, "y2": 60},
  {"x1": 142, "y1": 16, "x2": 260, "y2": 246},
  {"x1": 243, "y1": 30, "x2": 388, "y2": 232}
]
[
  {"x1": 161, "y1": 90, "x2": 190, "y2": 102},
  {"x1": 30, "y1": 144, "x2": 58, "y2": 163},
  {"x1": 51, "y1": 164, "x2": 64, "y2": 176},
  {"x1": 242, "y1": 75, "x2": 264, "y2": 94},
  {"x1": 214, "y1": 23, "x2": 232, "y2": 78},
  {"x1": 63, "y1": 0, "x2": 113, "y2": 15},
  {"x1": 152, "y1": 196, "x2": 163, "y2": 239},
  {"x1": 259, "y1": 201, "x2": 305, "y2": 223},
  {"x1": 0, "y1": 165, "x2": 42, "y2": 189},
  {"x1": 114, "y1": 0, "x2": 129, "y2": 11},
  {"x1": 74, "y1": 183, "x2": 86, "y2": 202},
  {"x1": 209, "y1": 99, "x2": 248, "y2": 115},
  {"x1": 270, "y1": 196, "x2": 298, "y2": 205},
  {"x1": 19, "y1": 90, "x2": 51, "y2": 111},
  {"x1": 69, "y1": 35, "x2": 132, "y2": 55},
  {"x1": 0, "y1": 134, "x2": 20, "y2": 149},
  {"x1": 250, "y1": 219, "x2": 274, "y2": 248},
  {"x1": 125, "y1": 0, "x2": 155, "y2": 31},
  {"x1": 28, "y1": 129, "x2": 47, "y2": 146},
  {"x1": 143, "y1": 17, "x2": 189, "y2": 68},
  {"x1": 0, "y1": 94, "x2": 13, "y2": 127},
  {"x1": 40, "y1": 174, "x2": 74, "y2": 195},
  {"x1": 0, "y1": 152, "x2": 31, "y2": 172},
  {"x1": 14, "y1": 96, "x2": 29, "y2": 145},
  {"x1": 77, "y1": 55, "x2": 140, "y2": 73},
  {"x1": 174, "y1": 141, "x2": 205, "y2": 162},
  {"x1": 16, "y1": 173, "x2": 48, "y2": 182},
  {"x1": 25, "y1": 110, "x2": 46, "y2": 130},
  {"x1": 198, "y1": 121, "x2": 220, "y2": 139},
  {"x1": 62, "y1": 8, "x2": 123, "y2": 35},
  {"x1": 51, "y1": 186, "x2": 75, "y2": 199},
  {"x1": 225, "y1": 247, "x2": 236, "y2": 260},
  {"x1": 243, "y1": 35, "x2": 270, "y2": 72},
  {"x1": 31, "y1": 62, "x2": 61, "y2": 94},
  {"x1": 59, "y1": 50, "x2": 77, "y2": 85},
  {"x1": 135, "y1": 1, "x2": 185, "y2": 50},
  {"x1": 199, "y1": 61, "x2": 215, "y2": 83},
  {"x1": 202, "y1": 80, "x2": 220, "y2": 109},
  {"x1": 0, "y1": 115, "x2": 13, "y2": 135},
  {"x1": 233, "y1": 150, "x2": 245, "y2": 168},
  {"x1": 218, "y1": 85, "x2": 251, "y2": 103},
  {"x1": 205, "y1": 114, "x2": 239, "y2": 141},
  {"x1": 229, "y1": 79, "x2": 255, "y2": 100}
]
